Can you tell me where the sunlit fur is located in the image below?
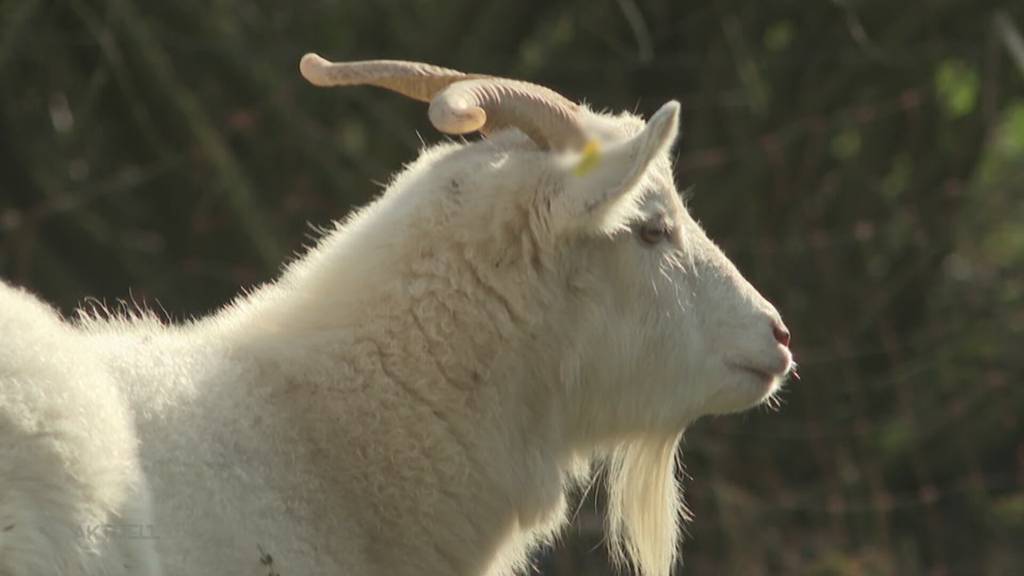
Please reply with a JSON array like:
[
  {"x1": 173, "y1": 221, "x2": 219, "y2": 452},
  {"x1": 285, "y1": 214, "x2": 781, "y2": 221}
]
[
  {"x1": 0, "y1": 102, "x2": 791, "y2": 576},
  {"x1": 606, "y1": 433, "x2": 686, "y2": 576}
]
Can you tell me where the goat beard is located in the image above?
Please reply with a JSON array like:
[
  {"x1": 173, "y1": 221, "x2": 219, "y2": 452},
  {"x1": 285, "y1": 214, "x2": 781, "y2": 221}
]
[{"x1": 605, "y1": 431, "x2": 686, "y2": 576}]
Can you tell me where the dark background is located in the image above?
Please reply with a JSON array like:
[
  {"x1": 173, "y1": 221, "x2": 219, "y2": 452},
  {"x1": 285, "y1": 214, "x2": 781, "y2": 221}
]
[{"x1": 2, "y1": 1, "x2": 1022, "y2": 574}]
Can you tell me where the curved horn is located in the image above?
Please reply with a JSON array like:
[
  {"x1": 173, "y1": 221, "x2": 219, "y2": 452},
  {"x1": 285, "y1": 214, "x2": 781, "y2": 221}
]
[
  {"x1": 299, "y1": 53, "x2": 474, "y2": 102},
  {"x1": 300, "y1": 53, "x2": 587, "y2": 150},
  {"x1": 428, "y1": 78, "x2": 586, "y2": 149}
]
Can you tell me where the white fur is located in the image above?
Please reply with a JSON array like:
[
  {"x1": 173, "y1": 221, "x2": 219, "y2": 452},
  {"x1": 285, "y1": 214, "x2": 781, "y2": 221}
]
[{"x1": 0, "y1": 100, "x2": 791, "y2": 576}]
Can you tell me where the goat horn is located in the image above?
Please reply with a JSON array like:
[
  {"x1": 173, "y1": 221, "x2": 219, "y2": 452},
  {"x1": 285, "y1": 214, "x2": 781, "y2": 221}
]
[{"x1": 299, "y1": 53, "x2": 587, "y2": 150}]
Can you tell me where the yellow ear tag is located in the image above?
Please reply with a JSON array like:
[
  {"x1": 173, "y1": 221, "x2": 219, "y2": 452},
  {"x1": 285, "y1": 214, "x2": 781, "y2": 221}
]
[{"x1": 573, "y1": 140, "x2": 602, "y2": 176}]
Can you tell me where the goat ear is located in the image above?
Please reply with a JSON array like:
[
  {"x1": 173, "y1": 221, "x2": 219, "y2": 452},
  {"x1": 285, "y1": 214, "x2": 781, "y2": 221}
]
[{"x1": 551, "y1": 101, "x2": 680, "y2": 234}]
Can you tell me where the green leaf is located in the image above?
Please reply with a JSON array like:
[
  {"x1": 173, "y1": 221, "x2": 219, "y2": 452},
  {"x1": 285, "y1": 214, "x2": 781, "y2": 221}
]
[
  {"x1": 830, "y1": 128, "x2": 861, "y2": 160},
  {"x1": 764, "y1": 21, "x2": 794, "y2": 52},
  {"x1": 996, "y1": 103, "x2": 1024, "y2": 157},
  {"x1": 878, "y1": 419, "x2": 914, "y2": 456},
  {"x1": 993, "y1": 493, "x2": 1024, "y2": 529},
  {"x1": 935, "y1": 59, "x2": 979, "y2": 119},
  {"x1": 881, "y1": 154, "x2": 912, "y2": 201}
]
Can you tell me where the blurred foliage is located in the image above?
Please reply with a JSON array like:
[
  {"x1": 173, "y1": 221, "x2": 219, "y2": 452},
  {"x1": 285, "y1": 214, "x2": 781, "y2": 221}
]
[
  {"x1": 1, "y1": 0, "x2": 1023, "y2": 574},
  {"x1": 935, "y1": 59, "x2": 980, "y2": 118}
]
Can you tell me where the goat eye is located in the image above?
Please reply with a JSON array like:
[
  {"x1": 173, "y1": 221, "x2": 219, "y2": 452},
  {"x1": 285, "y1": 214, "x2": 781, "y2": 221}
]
[{"x1": 638, "y1": 222, "x2": 671, "y2": 245}]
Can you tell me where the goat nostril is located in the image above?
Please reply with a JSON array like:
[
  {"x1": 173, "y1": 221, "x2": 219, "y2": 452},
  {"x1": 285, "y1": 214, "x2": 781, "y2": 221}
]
[{"x1": 772, "y1": 322, "x2": 791, "y2": 348}]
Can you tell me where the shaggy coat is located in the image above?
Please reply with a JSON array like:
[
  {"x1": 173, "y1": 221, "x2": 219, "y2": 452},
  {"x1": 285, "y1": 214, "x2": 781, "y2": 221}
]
[{"x1": 0, "y1": 101, "x2": 792, "y2": 576}]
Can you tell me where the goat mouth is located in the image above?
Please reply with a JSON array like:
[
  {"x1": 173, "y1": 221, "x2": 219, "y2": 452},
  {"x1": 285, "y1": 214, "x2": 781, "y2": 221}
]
[
  {"x1": 728, "y1": 361, "x2": 792, "y2": 386},
  {"x1": 727, "y1": 347, "x2": 795, "y2": 384},
  {"x1": 734, "y1": 365, "x2": 776, "y2": 385}
]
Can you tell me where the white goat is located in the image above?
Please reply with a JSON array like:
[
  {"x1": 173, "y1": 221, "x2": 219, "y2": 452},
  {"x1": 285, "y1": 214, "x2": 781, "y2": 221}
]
[{"x1": 0, "y1": 54, "x2": 795, "y2": 576}]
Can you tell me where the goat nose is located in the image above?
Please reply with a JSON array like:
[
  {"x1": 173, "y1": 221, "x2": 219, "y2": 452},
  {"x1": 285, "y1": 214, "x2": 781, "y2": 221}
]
[{"x1": 772, "y1": 321, "x2": 791, "y2": 348}]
